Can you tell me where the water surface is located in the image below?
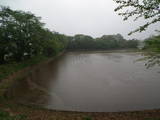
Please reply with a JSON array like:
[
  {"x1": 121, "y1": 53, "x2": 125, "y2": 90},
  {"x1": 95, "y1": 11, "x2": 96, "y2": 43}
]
[{"x1": 14, "y1": 52, "x2": 160, "y2": 112}]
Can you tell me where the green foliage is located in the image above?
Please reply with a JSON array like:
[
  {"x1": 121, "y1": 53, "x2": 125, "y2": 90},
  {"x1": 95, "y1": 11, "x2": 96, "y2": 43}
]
[
  {"x1": 0, "y1": 6, "x2": 69, "y2": 64},
  {"x1": 67, "y1": 34, "x2": 95, "y2": 50},
  {"x1": 139, "y1": 53, "x2": 160, "y2": 68},
  {"x1": 126, "y1": 39, "x2": 139, "y2": 48},
  {"x1": 114, "y1": 0, "x2": 160, "y2": 68},
  {"x1": 144, "y1": 35, "x2": 160, "y2": 52},
  {"x1": 0, "y1": 6, "x2": 139, "y2": 65},
  {"x1": 114, "y1": 0, "x2": 160, "y2": 35},
  {"x1": 0, "y1": 6, "x2": 44, "y2": 62},
  {"x1": 67, "y1": 34, "x2": 139, "y2": 50},
  {"x1": 0, "y1": 109, "x2": 27, "y2": 120},
  {"x1": 138, "y1": 35, "x2": 160, "y2": 68},
  {"x1": 83, "y1": 116, "x2": 92, "y2": 120},
  {"x1": 0, "y1": 55, "x2": 47, "y2": 81}
]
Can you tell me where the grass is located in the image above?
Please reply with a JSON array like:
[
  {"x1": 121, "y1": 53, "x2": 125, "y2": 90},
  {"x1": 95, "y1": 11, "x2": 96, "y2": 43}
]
[
  {"x1": 83, "y1": 116, "x2": 92, "y2": 120},
  {"x1": 0, "y1": 109, "x2": 27, "y2": 120},
  {"x1": 0, "y1": 55, "x2": 48, "y2": 81},
  {"x1": 0, "y1": 55, "x2": 49, "y2": 120},
  {"x1": 0, "y1": 55, "x2": 49, "y2": 98}
]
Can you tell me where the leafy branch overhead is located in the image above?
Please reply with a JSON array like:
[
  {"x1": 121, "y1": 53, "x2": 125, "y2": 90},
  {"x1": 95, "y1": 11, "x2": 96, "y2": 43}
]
[{"x1": 114, "y1": 0, "x2": 160, "y2": 35}]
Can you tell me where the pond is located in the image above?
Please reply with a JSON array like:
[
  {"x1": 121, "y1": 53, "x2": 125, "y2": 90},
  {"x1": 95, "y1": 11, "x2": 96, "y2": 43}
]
[{"x1": 12, "y1": 51, "x2": 160, "y2": 112}]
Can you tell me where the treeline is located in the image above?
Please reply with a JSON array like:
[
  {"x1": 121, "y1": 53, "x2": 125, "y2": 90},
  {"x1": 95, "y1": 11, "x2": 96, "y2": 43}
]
[
  {"x1": 0, "y1": 6, "x2": 69, "y2": 64},
  {"x1": 140, "y1": 35, "x2": 160, "y2": 68},
  {"x1": 144, "y1": 35, "x2": 160, "y2": 52},
  {"x1": 0, "y1": 6, "x2": 139, "y2": 64},
  {"x1": 67, "y1": 34, "x2": 139, "y2": 50}
]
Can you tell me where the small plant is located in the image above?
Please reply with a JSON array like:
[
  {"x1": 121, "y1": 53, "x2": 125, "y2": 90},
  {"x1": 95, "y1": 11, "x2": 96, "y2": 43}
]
[
  {"x1": 0, "y1": 109, "x2": 27, "y2": 120},
  {"x1": 83, "y1": 116, "x2": 92, "y2": 120}
]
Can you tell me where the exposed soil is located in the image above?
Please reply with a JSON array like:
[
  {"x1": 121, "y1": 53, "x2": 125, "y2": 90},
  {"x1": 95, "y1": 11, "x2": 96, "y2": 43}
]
[{"x1": 1, "y1": 99, "x2": 160, "y2": 120}]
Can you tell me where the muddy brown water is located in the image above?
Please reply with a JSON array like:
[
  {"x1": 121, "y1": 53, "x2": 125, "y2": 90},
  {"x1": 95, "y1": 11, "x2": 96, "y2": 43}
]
[{"x1": 10, "y1": 51, "x2": 160, "y2": 112}]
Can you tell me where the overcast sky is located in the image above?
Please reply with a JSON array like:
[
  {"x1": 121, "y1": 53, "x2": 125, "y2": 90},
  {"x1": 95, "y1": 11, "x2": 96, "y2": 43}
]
[{"x1": 1, "y1": 0, "x2": 160, "y2": 40}]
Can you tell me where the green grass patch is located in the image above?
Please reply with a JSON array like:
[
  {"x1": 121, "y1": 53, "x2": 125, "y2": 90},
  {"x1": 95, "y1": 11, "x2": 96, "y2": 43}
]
[
  {"x1": 0, "y1": 55, "x2": 47, "y2": 81},
  {"x1": 0, "y1": 55, "x2": 49, "y2": 98},
  {"x1": 0, "y1": 109, "x2": 27, "y2": 120},
  {"x1": 83, "y1": 116, "x2": 92, "y2": 120}
]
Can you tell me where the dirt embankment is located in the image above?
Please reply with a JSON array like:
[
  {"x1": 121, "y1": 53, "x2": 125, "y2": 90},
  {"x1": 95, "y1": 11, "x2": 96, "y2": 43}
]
[{"x1": 0, "y1": 52, "x2": 65, "y2": 104}]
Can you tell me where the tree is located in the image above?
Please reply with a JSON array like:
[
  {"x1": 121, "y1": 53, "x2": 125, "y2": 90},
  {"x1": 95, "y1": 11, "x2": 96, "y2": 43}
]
[
  {"x1": 0, "y1": 6, "x2": 69, "y2": 64},
  {"x1": 67, "y1": 34, "x2": 95, "y2": 50},
  {"x1": 138, "y1": 35, "x2": 160, "y2": 68},
  {"x1": 114, "y1": 0, "x2": 160, "y2": 35},
  {"x1": 144, "y1": 35, "x2": 160, "y2": 52},
  {"x1": 126, "y1": 39, "x2": 139, "y2": 48},
  {"x1": 67, "y1": 34, "x2": 138, "y2": 50},
  {"x1": 0, "y1": 6, "x2": 45, "y2": 62}
]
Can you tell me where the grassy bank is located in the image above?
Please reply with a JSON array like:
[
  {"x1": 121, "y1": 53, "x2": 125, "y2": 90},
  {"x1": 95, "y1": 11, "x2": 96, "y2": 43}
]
[
  {"x1": 0, "y1": 55, "x2": 52, "y2": 101},
  {"x1": 0, "y1": 54, "x2": 59, "y2": 120},
  {"x1": 0, "y1": 55, "x2": 48, "y2": 82},
  {"x1": 0, "y1": 51, "x2": 66, "y2": 97}
]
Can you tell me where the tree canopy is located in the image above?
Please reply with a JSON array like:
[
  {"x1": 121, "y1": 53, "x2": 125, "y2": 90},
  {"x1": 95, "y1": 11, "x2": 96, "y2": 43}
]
[
  {"x1": 67, "y1": 34, "x2": 139, "y2": 50},
  {"x1": 114, "y1": 0, "x2": 160, "y2": 35},
  {"x1": 0, "y1": 6, "x2": 140, "y2": 64},
  {"x1": 0, "y1": 6, "x2": 69, "y2": 64},
  {"x1": 144, "y1": 35, "x2": 160, "y2": 52}
]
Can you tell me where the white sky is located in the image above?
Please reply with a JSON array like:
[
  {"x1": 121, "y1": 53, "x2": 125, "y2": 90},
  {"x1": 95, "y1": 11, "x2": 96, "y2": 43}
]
[{"x1": 1, "y1": 0, "x2": 160, "y2": 40}]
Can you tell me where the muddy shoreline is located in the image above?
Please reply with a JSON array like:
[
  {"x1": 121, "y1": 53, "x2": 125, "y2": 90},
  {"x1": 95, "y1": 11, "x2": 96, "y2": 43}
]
[
  {"x1": 0, "y1": 52, "x2": 65, "y2": 97},
  {"x1": 1, "y1": 100, "x2": 160, "y2": 120}
]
